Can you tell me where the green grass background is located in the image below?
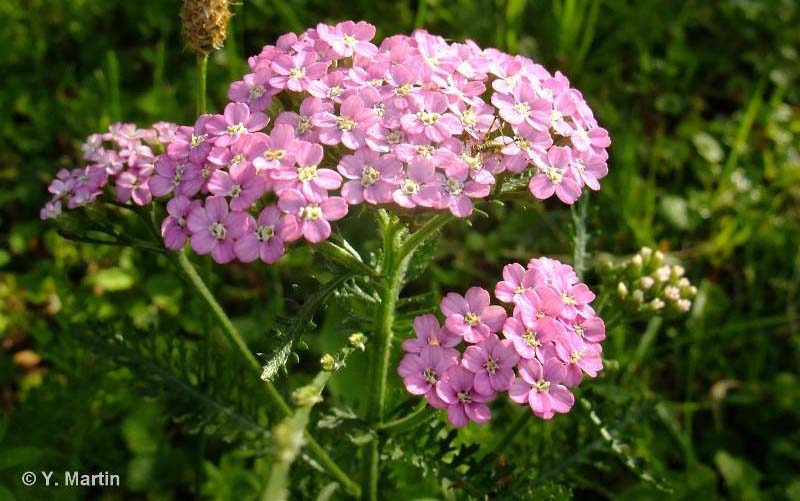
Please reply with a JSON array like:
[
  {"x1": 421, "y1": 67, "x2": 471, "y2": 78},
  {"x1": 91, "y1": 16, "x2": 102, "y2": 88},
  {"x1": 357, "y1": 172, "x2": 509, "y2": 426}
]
[{"x1": 0, "y1": 0, "x2": 799, "y2": 499}]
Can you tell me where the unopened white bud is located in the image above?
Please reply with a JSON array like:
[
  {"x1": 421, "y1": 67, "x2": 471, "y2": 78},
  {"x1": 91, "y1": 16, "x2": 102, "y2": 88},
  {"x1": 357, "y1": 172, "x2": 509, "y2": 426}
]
[
  {"x1": 632, "y1": 290, "x2": 645, "y2": 303},
  {"x1": 664, "y1": 285, "x2": 681, "y2": 300},
  {"x1": 640, "y1": 276, "x2": 655, "y2": 290},
  {"x1": 649, "y1": 298, "x2": 665, "y2": 310},
  {"x1": 677, "y1": 299, "x2": 692, "y2": 312},
  {"x1": 617, "y1": 282, "x2": 629, "y2": 298}
]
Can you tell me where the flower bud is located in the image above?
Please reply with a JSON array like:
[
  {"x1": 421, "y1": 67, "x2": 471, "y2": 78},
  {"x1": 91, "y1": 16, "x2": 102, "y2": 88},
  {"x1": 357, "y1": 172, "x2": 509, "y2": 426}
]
[
  {"x1": 617, "y1": 282, "x2": 629, "y2": 298},
  {"x1": 320, "y1": 353, "x2": 336, "y2": 372},
  {"x1": 292, "y1": 384, "x2": 322, "y2": 407},
  {"x1": 348, "y1": 332, "x2": 367, "y2": 351},
  {"x1": 649, "y1": 298, "x2": 665, "y2": 310},
  {"x1": 672, "y1": 265, "x2": 685, "y2": 278},
  {"x1": 677, "y1": 299, "x2": 692, "y2": 312},
  {"x1": 639, "y1": 276, "x2": 655, "y2": 290},
  {"x1": 655, "y1": 265, "x2": 671, "y2": 282},
  {"x1": 180, "y1": 0, "x2": 232, "y2": 56},
  {"x1": 632, "y1": 290, "x2": 644, "y2": 303},
  {"x1": 640, "y1": 247, "x2": 653, "y2": 260},
  {"x1": 664, "y1": 285, "x2": 681, "y2": 301},
  {"x1": 631, "y1": 254, "x2": 643, "y2": 268}
]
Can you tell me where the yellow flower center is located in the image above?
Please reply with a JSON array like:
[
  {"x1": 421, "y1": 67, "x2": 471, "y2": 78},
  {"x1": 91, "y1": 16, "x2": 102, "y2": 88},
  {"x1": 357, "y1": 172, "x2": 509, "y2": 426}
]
[
  {"x1": 337, "y1": 116, "x2": 357, "y2": 131},
  {"x1": 265, "y1": 149, "x2": 285, "y2": 161},
  {"x1": 299, "y1": 205, "x2": 323, "y2": 221},
  {"x1": 417, "y1": 111, "x2": 441, "y2": 125},
  {"x1": 297, "y1": 165, "x2": 318, "y2": 182},
  {"x1": 464, "y1": 312, "x2": 480, "y2": 326},
  {"x1": 361, "y1": 166, "x2": 381, "y2": 186}
]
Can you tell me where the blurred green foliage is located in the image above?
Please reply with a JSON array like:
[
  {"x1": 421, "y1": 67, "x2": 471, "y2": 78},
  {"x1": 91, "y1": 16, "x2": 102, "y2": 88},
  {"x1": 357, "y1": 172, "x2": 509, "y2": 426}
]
[{"x1": 1, "y1": 0, "x2": 799, "y2": 499}]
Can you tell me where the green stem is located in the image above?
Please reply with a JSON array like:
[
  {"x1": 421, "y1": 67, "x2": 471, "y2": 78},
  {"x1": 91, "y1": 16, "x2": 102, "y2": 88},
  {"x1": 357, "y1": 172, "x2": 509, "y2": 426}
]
[
  {"x1": 172, "y1": 250, "x2": 360, "y2": 496},
  {"x1": 361, "y1": 213, "x2": 452, "y2": 500},
  {"x1": 196, "y1": 54, "x2": 208, "y2": 115},
  {"x1": 376, "y1": 401, "x2": 432, "y2": 433},
  {"x1": 571, "y1": 196, "x2": 588, "y2": 280}
]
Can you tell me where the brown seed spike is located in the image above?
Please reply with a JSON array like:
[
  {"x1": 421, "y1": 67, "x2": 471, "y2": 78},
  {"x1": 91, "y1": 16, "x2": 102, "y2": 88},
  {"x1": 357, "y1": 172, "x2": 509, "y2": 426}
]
[{"x1": 180, "y1": 0, "x2": 232, "y2": 56}]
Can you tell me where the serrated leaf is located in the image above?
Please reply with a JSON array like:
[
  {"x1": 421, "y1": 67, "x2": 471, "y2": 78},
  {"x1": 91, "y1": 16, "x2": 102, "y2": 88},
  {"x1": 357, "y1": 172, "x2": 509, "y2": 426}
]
[{"x1": 260, "y1": 272, "x2": 355, "y2": 382}]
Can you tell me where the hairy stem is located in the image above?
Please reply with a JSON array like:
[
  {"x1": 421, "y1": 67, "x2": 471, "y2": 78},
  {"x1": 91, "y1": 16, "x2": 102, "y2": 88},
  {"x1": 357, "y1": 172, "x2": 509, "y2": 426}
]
[
  {"x1": 571, "y1": 196, "x2": 588, "y2": 280},
  {"x1": 172, "y1": 250, "x2": 360, "y2": 497},
  {"x1": 361, "y1": 213, "x2": 452, "y2": 500}
]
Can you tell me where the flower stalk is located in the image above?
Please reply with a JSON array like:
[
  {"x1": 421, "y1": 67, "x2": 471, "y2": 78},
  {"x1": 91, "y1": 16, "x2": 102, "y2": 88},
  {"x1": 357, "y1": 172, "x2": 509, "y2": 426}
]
[
  {"x1": 172, "y1": 249, "x2": 360, "y2": 497},
  {"x1": 361, "y1": 212, "x2": 451, "y2": 500}
]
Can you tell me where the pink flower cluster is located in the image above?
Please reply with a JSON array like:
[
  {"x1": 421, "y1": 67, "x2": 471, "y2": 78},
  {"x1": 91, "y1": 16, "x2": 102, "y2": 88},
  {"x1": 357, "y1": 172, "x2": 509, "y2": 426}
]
[
  {"x1": 155, "y1": 21, "x2": 609, "y2": 263},
  {"x1": 41, "y1": 22, "x2": 610, "y2": 265},
  {"x1": 40, "y1": 122, "x2": 178, "y2": 220},
  {"x1": 398, "y1": 257, "x2": 605, "y2": 427}
]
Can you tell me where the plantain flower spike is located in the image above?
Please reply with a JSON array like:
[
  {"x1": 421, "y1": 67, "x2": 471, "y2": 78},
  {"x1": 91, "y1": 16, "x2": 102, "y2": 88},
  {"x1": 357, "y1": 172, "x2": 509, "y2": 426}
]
[{"x1": 180, "y1": 0, "x2": 232, "y2": 55}]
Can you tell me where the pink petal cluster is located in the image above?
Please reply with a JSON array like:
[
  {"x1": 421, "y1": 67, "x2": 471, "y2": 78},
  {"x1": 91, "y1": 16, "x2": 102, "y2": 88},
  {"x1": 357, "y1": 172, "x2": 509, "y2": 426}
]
[
  {"x1": 159, "y1": 22, "x2": 609, "y2": 262},
  {"x1": 398, "y1": 257, "x2": 605, "y2": 426},
  {"x1": 42, "y1": 22, "x2": 610, "y2": 266},
  {"x1": 40, "y1": 122, "x2": 178, "y2": 219}
]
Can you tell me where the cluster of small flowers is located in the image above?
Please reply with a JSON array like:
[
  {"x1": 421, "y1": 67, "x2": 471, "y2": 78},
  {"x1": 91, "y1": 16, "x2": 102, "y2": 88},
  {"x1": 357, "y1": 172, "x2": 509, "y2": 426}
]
[
  {"x1": 604, "y1": 247, "x2": 697, "y2": 316},
  {"x1": 40, "y1": 122, "x2": 179, "y2": 220},
  {"x1": 157, "y1": 20, "x2": 610, "y2": 264},
  {"x1": 398, "y1": 257, "x2": 605, "y2": 427}
]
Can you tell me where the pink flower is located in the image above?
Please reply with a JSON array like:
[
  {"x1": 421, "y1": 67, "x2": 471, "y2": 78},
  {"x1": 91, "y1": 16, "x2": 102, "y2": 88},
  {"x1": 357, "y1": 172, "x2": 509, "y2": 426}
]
[
  {"x1": 161, "y1": 196, "x2": 201, "y2": 250},
  {"x1": 168, "y1": 115, "x2": 213, "y2": 164},
  {"x1": 234, "y1": 206, "x2": 289, "y2": 263},
  {"x1": 462, "y1": 334, "x2": 519, "y2": 392},
  {"x1": 555, "y1": 333, "x2": 603, "y2": 386},
  {"x1": 430, "y1": 165, "x2": 491, "y2": 218},
  {"x1": 270, "y1": 51, "x2": 329, "y2": 92},
  {"x1": 186, "y1": 196, "x2": 252, "y2": 263},
  {"x1": 529, "y1": 146, "x2": 581, "y2": 204},
  {"x1": 401, "y1": 314, "x2": 461, "y2": 358},
  {"x1": 207, "y1": 165, "x2": 268, "y2": 211},
  {"x1": 313, "y1": 95, "x2": 376, "y2": 150},
  {"x1": 47, "y1": 168, "x2": 76, "y2": 198},
  {"x1": 252, "y1": 124, "x2": 300, "y2": 173},
  {"x1": 515, "y1": 287, "x2": 564, "y2": 321},
  {"x1": 491, "y1": 85, "x2": 550, "y2": 130},
  {"x1": 553, "y1": 282, "x2": 595, "y2": 321},
  {"x1": 435, "y1": 366, "x2": 493, "y2": 427},
  {"x1": 227, "y1": 70, "x2": 274, "y2": 112},
  {"x1": 116, "y1": 168, "x2": 152, "y2": 206},
  {"x1": 441, "y1": 287, "x2": 507, "y2": 343},
  {"x1": 398, "y1": 349, "x2": 457, "y2": 409},
  {"x1": 275, "y1": 97, "x2": 332, "y2": 142},
  {"x1": 392, "y1": 159, "x2": 438, "y2": 208},
  {"x1": 205, "y1": 103, "x2": 269, "y2": 147},
  {"x1": 277, "y1": 189, "x2": 348, "y2": 244},
  {"x1": 495, "y1": 263, "x2": 538, "y2": 304},
  {"x1": 316, "y1": 21, "x2": 378, "y2": 59},
  {"x1": 567, "y1": 314, "x2": 606, "y2": 344},
  {"x1": 40, "y1": 200, "x2": 61, "y2": 220},
  {"x1": 574, "y1": 150, "x2": 608, "y2": 191},
  {"x1": 509, "y1": 358, "x2": 574, "y2": 419},
  {"x1": 502, "y1": 310, "x2": 562, "y2": 361},
  {"x1": 271, "y1": 142, "x2": 342, "y2": 199},
  {"x1": 150, "y1": 156, "x2": 202, "y2": 198},
  {"x1": 338, "y1": 150, "x2": 402, "y2": 204},
  {"x1": 400, "y1": 93, "x2": 463, "y2": 143}
]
